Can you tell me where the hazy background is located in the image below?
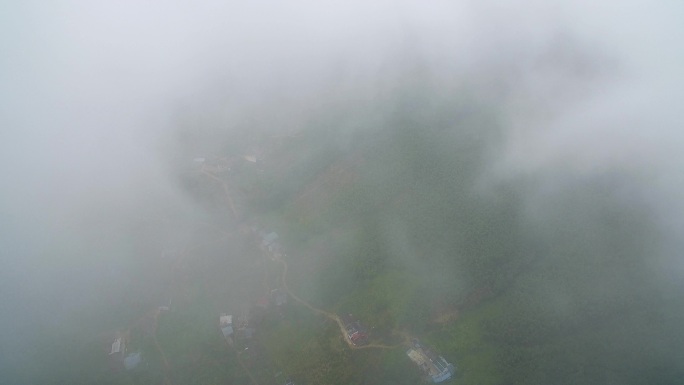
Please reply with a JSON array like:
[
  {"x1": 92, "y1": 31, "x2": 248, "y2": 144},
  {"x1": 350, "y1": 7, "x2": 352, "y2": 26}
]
[{"x1": 2, "y1": 0, "x2": 684, "y2": 383}]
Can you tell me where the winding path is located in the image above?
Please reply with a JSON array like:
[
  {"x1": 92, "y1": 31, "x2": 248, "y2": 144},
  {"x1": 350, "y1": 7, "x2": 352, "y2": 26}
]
[
  {"x1": 201, "y1": 168, "x2": 238, "y2": 219},
  {"x1": 277, "y1": 257, "x2": 403, "y2": 350},
  {"x1": 200, "y1": 168, "x2": 408, "y2": 351}
]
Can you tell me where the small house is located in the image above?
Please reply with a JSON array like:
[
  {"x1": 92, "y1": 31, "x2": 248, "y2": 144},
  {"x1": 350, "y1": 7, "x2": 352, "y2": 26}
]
[
  {"x1": 271, "y1": 288, "x2": 287, "y2": 307},
  {"x1": 123, "y1": 352, "x2": 142, "y2": 371},
  {"x1": 268, "y1": 242, "x2": 283, "y2": 259},
  {"x1": 110, "y1": 336, "x2": 126, "y2": 356},
  {"x1": 237, "y1": 309, "x2": 250, "y2": 329},
  {"x1": 238, "y1": 327, "x2": 256, "y2": 340},
  {"x1": 261, "y1": 232, "x2": 279, "y2": 249},
  {"x1": 220, "y1": 314, "x2": 234, "y2": 344}
]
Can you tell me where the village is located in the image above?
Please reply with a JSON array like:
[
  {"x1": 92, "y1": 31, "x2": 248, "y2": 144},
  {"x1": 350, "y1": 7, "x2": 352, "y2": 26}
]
[{"x1": 103, "y1": 139, "x2": 457, "y2": 385}]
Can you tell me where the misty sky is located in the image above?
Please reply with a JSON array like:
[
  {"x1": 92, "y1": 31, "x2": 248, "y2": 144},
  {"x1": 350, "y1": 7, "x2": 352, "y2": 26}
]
[{"x1": 2, "y1": 0, "x2": 684, "y2": 380}]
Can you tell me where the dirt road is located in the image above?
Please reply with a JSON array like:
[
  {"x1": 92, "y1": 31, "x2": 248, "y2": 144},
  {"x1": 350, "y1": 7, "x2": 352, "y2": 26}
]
[
  {"x1": 277, "y1": 257, "x2": 402, "y2": 350},
  {"x1": 201, "y1": 168, "x2": 238, "y2": 219},
  {"x1": 200, "y1": 168, "x2": 405, "y2": 351}
]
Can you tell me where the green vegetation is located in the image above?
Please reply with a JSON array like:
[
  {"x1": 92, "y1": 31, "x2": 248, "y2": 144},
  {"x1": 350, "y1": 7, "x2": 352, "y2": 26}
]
[
  {"x1": 231, "y1": 92, "x2": 675, "y2": 384},
  {"x1": 155, "y1": 286, "x2": 242, "y2": 384},
  {"x1": 48, "y1": 80, "x2": 679, "y2": 385}
]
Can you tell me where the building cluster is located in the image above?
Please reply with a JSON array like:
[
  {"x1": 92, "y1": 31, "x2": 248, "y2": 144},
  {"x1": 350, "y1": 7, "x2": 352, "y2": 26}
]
[
  {"x1": 105, "y1": 148, "x2": 459, "y2": 384},
  {"x1": 406, "y1": 339, "x2": 456, "y2": 383},
  {"x1": 259, "y1": 230, "x2": 284, "y2": 260},
  {"x1": 220, "y1": 308, "x2": 258, "y2": 346},
  {"x1": 192, "y1": 156, "x2": 234, "y2": 174},
  {"x1": 220, "y1": 314, "x2": 235, "y2": 345},
  {"x1": 108, "y1": 332, "x2": 143, "y2": 372},
  {"x1": 191, "y1": 149, "x2": 265, "y2": 176},
  {"x1": 340, "y1": 314, "x2": 369, "y2": 346}
]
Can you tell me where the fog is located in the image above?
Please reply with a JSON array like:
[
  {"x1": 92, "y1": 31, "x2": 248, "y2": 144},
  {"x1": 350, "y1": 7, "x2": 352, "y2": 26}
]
[{"x1": 2, "y1": 1, "x2": 683, "y2": 383}]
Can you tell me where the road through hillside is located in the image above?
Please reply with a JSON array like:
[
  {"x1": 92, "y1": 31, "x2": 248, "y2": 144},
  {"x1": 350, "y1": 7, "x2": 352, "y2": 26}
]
[
  {"x1": 277, "y1": 257, "x2": 403, "y2": 350},
  {"x1": 201, "y1": 168, "x2": 406, "y2": 351},
  {"x1": 201, "y1": 168, "x2": 238, "y2": 219}
]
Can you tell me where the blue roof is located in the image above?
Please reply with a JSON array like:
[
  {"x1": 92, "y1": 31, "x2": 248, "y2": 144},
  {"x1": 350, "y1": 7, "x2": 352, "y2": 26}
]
[
  {"x1": 222, "y1": 325, "x2": 234, "y2": 337},
  {"x1": 124, "y1": 352, "x2": 142, "y2": 370},
  {"x1": 263, "y1": 232, "x2": 279, "y2": 245}
]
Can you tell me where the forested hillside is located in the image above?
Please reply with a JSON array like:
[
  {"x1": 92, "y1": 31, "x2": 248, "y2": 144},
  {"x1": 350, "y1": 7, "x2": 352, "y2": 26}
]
[
  {"x1": 222, "y1": 81, "x2": 683, "y2": 384},
  {"x1": 5, "y1": 2, "x2": 683, "y2": 385},
  {"x1": 19, "y1": 72, "x2": 681, "y2": 385}
]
